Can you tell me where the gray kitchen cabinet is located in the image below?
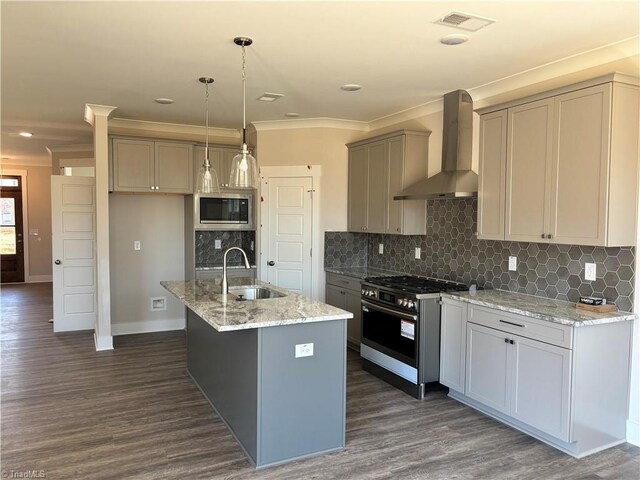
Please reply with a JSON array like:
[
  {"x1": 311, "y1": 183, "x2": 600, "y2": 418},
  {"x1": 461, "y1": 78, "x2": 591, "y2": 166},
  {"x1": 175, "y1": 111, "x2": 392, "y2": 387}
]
[
  {"x1": 347, "y1": 130, "x2": 429, "y2": 235},
  {"x1": 477, "y1": 110, "x2": 507, "y2": 240},
  {"x1": 194, "y1": 145, "x2": 253, "y2": 191},
  {"x1": 465, "y1": 322, "x2": 512, "y2": 415},
  {"x1": 112, "y1": 137, "x2": 193, "y2": 194},
  {"x1": 439, "y1": 297, "x2": 468, "y2": 393},
  {"x1": 447, "y1": 298, "x2": 631, "y2": 457},
  {"x1": 325, "y1": 272, "x2": 362, "y2": 350},
  {"x1": 194, "y1": 268, "x2": 256, "y2": 281},
  {"x1": 477, "y1": 75, "x2": 639, "y2": 246}
]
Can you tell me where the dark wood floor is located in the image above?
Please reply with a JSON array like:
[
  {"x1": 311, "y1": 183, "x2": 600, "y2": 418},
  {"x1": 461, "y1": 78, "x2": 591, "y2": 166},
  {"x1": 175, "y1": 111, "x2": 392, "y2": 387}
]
[{"x1": 1, "y1": 283, "x2": 638, "y2": 479}]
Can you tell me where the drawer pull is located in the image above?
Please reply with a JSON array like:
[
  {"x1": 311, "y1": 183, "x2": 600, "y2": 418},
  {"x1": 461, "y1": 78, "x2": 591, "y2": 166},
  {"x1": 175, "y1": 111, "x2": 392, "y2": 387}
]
[{"x1": 499, "y1": 319, "x2": 525, "y2": 328}]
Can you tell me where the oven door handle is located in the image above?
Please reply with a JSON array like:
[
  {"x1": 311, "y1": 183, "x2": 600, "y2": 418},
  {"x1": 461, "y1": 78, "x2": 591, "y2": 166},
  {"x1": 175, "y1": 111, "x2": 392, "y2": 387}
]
[{"x1": 361, "y1": 299, "x2": 418, "y2": 321}]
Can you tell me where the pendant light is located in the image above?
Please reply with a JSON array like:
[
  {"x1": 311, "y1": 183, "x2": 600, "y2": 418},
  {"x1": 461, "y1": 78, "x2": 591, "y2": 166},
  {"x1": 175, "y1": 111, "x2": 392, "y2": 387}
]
[
  {"x1": 196, "y1": 77, "x2": 220, "y2": 194},
  {"x1": 229, "y1": 37, "x2": 258, "y2": 189}
]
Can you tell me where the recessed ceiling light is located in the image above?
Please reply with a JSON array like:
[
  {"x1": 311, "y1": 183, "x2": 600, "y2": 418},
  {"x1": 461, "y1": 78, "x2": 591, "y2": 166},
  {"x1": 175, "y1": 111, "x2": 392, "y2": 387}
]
[
  {"x1": 257, "y1": 92, "x2": 284, "y2": 102},
  {"x1": 440, "y1": 34, "x2": 469, "y2": 45},
  {"x1": 18, "y1": 132, "x2": 33, "y2": 137},
  {"x1": 155, "y1": 98, "x2": 175, "y2": 104},
  {"x1": 341, "y1": 84, "x2": 362, "y2": 92},
  {"x1": 285, "y1": 113, "x2": 300, "y2": 118}
]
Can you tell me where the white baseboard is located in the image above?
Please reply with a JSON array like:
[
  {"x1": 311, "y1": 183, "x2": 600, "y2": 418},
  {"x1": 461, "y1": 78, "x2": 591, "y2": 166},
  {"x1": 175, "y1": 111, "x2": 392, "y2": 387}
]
[
  {"x1": 94, "y1": 333, "x2": 113, "y2": 351},
  {"x1": 111, "y1": 317, "x2": 185, "y2": 336},
  {"x1": 26, "y1": 275, "x2": 52, "y2": 283},
  {"x1": 627, "y1": 419, "x2": 640, "y2": 446}
]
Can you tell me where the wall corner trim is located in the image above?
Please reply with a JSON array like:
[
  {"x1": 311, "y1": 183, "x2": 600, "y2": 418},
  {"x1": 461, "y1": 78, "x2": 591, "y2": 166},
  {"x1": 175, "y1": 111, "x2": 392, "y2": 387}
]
[
  {"x1": 94, "y1": 333, "x2": 113, "y2": 351},
  {"x1": 627, "y1": 419, "x2": 640, "y2": 446}
]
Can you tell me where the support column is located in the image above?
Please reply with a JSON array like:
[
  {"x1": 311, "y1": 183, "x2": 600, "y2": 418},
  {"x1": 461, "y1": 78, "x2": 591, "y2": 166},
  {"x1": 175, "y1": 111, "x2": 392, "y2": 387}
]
[{"x1": 84, "y1": 104, "x2": 117, "y2": 351}]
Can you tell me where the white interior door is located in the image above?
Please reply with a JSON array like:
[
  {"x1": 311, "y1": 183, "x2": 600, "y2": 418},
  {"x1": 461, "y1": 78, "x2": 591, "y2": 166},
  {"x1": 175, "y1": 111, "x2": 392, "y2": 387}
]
[
  {"x1": 264, "y1": 177, "x2": 313, "y2": 296},
  {"x1": 51, "y1": 176, "x2": 97, "y2": 332}
]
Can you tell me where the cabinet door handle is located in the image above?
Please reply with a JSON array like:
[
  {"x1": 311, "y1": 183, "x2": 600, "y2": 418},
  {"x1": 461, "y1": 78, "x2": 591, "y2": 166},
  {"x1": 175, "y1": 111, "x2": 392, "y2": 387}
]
[
  {"x1": 499, "y1": 319, "x2": 525, "y2": 328},
  {"x1": 504, "y1": 338, "x2": 509, "y2": 343},
  {"x1": 541, "y1": 233, "x2": 546, "y2": 239},
  {"x1": 547, "y1": 234, "x2": 553, "y2": 239},
  {"x1": 510, "y1": 339, "x2": 515, "y2": 345}
]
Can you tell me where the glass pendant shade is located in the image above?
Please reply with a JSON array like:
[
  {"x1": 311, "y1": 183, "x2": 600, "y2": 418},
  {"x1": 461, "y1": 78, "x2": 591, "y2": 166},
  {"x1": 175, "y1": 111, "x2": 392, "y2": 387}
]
[
  {"x1": 229, "y1": 143, "x2": 258, "y2": 189},
  {"x1": 196, "y1": 149, "x2": 220, "y2": 193}
]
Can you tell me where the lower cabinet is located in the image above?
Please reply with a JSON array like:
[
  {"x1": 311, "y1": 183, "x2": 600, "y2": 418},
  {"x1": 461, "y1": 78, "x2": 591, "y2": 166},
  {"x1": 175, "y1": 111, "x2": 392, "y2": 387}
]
[
  {"x1": 195, "y1": 269, "x2": 256, "y2": 281},
  {"x1": 441, "y1": 297, "x2": 631, "y2": 457},
  {"x1": 325, "y1": 273, "x2": 362, "y2": 349}
]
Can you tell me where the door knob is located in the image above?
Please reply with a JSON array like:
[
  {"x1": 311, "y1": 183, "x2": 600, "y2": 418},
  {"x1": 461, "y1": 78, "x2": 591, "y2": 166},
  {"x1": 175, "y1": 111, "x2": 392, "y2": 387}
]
[
  {"x1": 54, "y1": 259, "x2": 61, "y2": 265},
  {"x1": 267, "y1": 261, "x2": 275, "y2": 266}
]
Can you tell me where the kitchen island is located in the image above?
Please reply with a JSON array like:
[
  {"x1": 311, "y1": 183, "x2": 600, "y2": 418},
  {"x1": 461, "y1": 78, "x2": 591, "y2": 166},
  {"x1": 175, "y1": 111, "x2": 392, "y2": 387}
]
[{"x1": 161, "y1": 279, "x2": 353, "y2": 469}]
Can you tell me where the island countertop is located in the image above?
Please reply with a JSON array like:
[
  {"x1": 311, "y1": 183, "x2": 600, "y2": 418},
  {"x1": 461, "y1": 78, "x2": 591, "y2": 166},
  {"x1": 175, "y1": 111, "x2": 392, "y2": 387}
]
[
  {"x1": 161, "y1": 278, "x2": 353, "y2": 332},
  {"x1": 441, "y1": 289, "x2": 637, "y2": 327}
]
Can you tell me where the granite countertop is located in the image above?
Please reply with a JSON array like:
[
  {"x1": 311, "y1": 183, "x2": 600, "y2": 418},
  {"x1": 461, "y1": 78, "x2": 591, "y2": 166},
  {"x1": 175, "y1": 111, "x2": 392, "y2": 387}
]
[
  {"x1": 161, "y1": 277, "x2": 353, "y2": 332},
  {"x1": 442, "y1": 289, "x2": 637, "y2": 327},
  {"x1": 324, "y1": 266, "x2": 401, "y2": 280}
]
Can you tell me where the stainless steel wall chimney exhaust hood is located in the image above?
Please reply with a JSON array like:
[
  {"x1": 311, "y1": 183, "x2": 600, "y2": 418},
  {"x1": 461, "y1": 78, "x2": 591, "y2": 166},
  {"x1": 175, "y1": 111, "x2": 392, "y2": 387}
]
[{"x1": 394, "y1": 90, "x2": 477, "y2": 200}]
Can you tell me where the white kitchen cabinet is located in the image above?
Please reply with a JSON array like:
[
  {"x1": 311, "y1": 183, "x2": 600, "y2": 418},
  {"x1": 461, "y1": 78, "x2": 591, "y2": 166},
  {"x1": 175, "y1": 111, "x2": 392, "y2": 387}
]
[
  {"x1": 477, "y1": 75, "x2": 639, "y2": 246},
  {"x1": 325, "y1": 272, "x2": 362, "y2": 349},
  {"x1": 112, "y1": 137, "x2": 193, "y2": 194},
  {"x1": 439, "y1": 297, "x2": 468, "y2": 393},
  {"x1": 446, "y1": 296, "x2": 632, "y2": 457},
  {"x1": 347, "y1": 130, "x2": 429, "y2": 235}
]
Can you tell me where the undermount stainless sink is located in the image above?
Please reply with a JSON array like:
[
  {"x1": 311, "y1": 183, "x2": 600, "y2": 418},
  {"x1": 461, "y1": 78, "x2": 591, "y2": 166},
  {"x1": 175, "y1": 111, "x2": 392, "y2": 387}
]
[{"x1": 229, "y1": 286, "x2": 286, "y2": 301}]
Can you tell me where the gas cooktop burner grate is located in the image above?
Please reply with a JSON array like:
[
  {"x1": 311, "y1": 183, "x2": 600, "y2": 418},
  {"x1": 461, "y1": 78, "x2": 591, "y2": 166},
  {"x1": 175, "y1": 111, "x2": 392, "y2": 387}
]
[{"x1": 364, "y1": 275, "x2": 468, "y2": 294}]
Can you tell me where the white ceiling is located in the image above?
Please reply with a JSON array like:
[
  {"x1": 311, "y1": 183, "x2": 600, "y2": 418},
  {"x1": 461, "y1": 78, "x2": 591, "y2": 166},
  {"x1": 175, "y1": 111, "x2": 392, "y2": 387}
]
[{"x1": 2, "y1": 1, "x2": 639, "y2": 164}]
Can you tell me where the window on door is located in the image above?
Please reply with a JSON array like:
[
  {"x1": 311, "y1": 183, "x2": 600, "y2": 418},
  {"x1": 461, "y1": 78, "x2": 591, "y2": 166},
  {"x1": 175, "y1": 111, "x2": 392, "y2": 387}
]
[{"x1": 1, "y1": 175, "x2": 25, "y2": 282}]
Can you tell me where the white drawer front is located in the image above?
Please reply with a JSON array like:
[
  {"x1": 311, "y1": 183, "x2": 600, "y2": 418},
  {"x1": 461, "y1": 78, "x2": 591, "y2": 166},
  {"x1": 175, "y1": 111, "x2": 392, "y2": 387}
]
[{"x1": 468, "y1": 305, "x2": 573, "y2": 349}]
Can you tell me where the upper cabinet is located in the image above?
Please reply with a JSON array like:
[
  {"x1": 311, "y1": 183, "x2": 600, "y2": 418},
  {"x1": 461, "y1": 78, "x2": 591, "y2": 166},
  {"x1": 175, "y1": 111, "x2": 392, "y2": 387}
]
[
  {"x1": 112, "y1": 138, "x2": 193, "y2": 194},
  {"x1": 194, "y1": 146, "x2": 243, "y2": 190},
  {"x1": 477, "y1": 77, "x2": 639, "y2": 246},
  {"x1": 347, "y1": 130, "x2": 429, "y2": 235}
]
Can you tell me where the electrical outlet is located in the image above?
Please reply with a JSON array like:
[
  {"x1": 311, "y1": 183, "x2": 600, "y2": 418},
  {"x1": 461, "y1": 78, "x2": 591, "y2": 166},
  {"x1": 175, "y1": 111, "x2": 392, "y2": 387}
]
[
  {"x1": 134, "y1": 240, "x2": 141, "y2": 251},
  {"x1": 508, "y1": 256, "x2": 517, "y2": 271},
  {"x1": 214, "y1": 239, "x2": 222, "y2": 249},
  {"x1": 585, "y1": 263, "x2": 597, "y2": 281},
  {"x1": 414, "y1": 247, "x2": 421, "y2": 259},
  {"x1": 378, "y1": 243, "x2": 384, "y2": 254},
  {"x1": 295, "y1": 343, "x2": 314, "y2": 358}
]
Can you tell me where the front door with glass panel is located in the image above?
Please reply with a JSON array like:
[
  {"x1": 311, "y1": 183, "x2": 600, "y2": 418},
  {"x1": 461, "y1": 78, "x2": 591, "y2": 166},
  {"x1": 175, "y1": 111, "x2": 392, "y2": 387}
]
[{"x1": 1, "y1": 176, "x2": 25, "y2": 283}]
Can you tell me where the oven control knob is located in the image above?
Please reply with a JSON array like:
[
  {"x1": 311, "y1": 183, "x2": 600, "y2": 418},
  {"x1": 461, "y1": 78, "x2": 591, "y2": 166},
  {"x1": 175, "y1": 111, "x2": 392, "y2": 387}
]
[
  {"x1": 397, "y1": 299, "x2": 403, "y2": 306},
  {"x1": 407, "y1": 301, "x2": 415, "y2": 309},
  {"x1": 401, "y1": 299, "x2": 408, "y2": 307},
  {"x1": 362, "y1": 289, "x2": 365, "y2": 295}
]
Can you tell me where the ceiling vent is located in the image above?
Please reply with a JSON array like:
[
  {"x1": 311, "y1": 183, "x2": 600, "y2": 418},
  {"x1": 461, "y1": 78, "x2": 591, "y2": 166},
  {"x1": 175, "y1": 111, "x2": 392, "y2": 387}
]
[
  {"x1": 435, "y1": 11, "x2": 496, "y2": 32},
  {"x1": 257, "y1": 92, "x2": 284, "y2": 102}
]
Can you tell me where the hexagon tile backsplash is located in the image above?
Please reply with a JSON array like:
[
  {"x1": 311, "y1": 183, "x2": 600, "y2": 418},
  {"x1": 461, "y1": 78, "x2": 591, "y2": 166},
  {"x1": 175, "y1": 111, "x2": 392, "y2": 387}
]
[{"x1": 325, "y1": 199, "x2": 635, "y2": 312}]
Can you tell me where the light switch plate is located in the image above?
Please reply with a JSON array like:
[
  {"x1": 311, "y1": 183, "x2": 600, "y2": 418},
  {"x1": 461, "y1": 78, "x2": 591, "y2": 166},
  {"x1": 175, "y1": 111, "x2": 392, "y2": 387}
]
[
  {"x1": 295, "y1": 343, "x2": 314, "y2": 358},
  {"x1": 585, "y1": 263, "x2": 597, "y2": 281},
  {"x1": 214, "y1": 239, "x2": 222, "y2": 249},
  {"x1": 508, "y1": 256, "x2": 517, "y2": 271},
  {"x1": 134, "y1": 240, "x2": 141, "y2": 251},
  {"x1": 415, "y1": 247, "x2": 421, "y2": 259},
  {"x1": 378, "y1": 243, "x2": 384, "y2": 254}
]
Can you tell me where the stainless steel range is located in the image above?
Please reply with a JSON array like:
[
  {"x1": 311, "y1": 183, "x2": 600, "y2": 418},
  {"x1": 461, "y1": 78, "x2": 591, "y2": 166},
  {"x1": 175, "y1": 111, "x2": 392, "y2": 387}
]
[{"x1": 360, "y1": 275, "x2": 468, "y2": 399}]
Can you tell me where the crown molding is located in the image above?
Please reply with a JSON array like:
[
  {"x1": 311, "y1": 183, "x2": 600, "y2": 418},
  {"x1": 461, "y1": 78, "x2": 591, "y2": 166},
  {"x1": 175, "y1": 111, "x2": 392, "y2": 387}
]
[
  {"x1": 84, "y1": 104, "x2": 117, "y2": 126},
  {"x1": 1, "y1": 158, "x2": 52, "y2": 168},
  {"x1": 46, "y1": 144, "x2": 94, "y2": 154},
  {"x1": 109, "y1": 118, "x2": 240, "y2": 139},
  {"x1": 368, "y1": 98, "x2": 444, "y2": 132},
  {"x1": 251, "y1": 117, "x2": 369, "y2": 132},
  {"x1": 469, "y1": 36, "x2": 639, "y2": 107}
]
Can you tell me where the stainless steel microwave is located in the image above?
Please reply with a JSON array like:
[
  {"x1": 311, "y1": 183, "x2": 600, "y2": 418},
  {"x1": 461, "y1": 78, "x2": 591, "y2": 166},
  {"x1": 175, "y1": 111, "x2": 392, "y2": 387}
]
[{"x1": 191, "y1": 193, "x2": 254, "y2": 230}]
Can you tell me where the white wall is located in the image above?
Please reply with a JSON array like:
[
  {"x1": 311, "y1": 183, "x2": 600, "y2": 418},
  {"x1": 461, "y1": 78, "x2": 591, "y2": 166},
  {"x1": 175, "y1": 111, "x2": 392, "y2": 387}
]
[{"x1": 109, "y1": 194, "x2": 186, "y2": 335}]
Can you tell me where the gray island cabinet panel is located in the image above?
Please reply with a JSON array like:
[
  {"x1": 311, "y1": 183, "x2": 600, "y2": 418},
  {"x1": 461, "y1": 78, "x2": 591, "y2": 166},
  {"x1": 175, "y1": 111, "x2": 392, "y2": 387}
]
[
  {"x1": 440, "y1": 290, "x2": 634, "y2": 458},
  {"x1": 187, "y1": 310, "x2": 346, "y2": 468}
]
